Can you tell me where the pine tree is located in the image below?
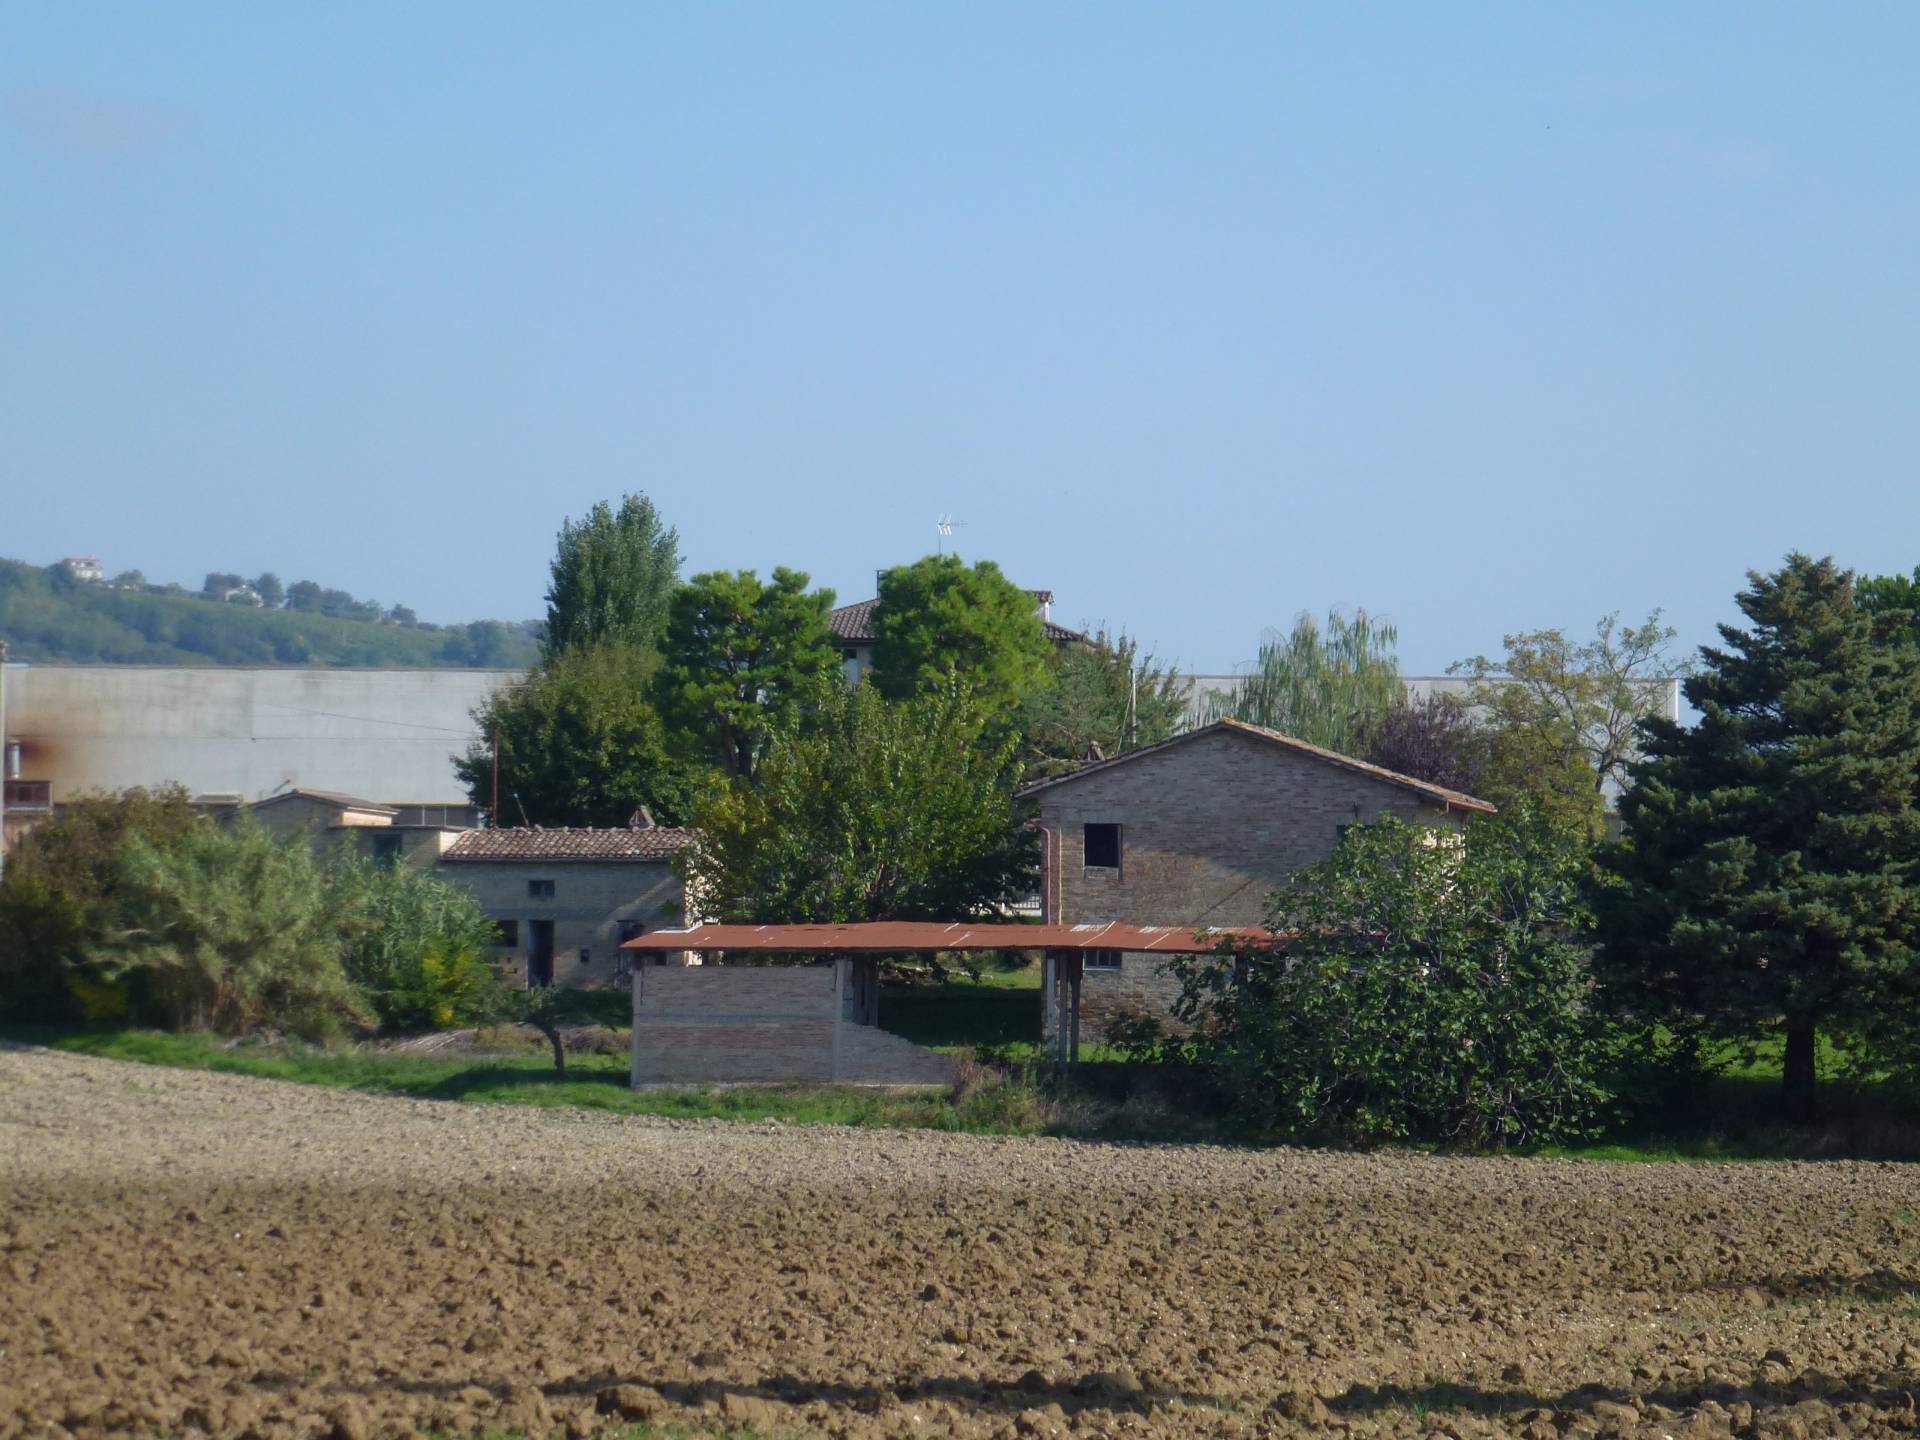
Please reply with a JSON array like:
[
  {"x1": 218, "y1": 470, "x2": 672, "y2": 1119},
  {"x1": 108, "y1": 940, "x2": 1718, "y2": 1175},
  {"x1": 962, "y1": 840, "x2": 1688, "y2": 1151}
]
[
  {"x1": 1595, "y1": 555, "x2": 1920, "y2": 1117},
  {"x1": 653, "y1": 567, "x2": 841, "y2": 782}
]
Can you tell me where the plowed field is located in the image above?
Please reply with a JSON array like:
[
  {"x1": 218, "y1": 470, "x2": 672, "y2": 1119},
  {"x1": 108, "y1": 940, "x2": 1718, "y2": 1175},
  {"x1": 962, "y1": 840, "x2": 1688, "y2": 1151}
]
[{"x1": 3, "y1": 1044, "x2": 1918, "y2": 1438}]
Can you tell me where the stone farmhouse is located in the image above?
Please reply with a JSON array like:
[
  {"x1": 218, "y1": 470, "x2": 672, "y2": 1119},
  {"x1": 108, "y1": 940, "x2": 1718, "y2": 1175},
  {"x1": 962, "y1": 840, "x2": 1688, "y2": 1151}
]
[
  {"x1": 235, "y1": 788, "x2": 694, "y2": 989},
  {"x1": 438, "y1": 826, "x2": 694, "y2": 988},
  {"x1": 1017, "y1": 718, "x2": 1496, "y2": 1042}
]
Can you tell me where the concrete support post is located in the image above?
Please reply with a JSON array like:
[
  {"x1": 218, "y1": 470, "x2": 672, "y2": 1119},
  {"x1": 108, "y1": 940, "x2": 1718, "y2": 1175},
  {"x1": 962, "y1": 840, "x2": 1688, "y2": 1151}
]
[
  {"x1": 831, "y1": 956, "x2": 848, "y2": 1081},
  {"x1": 1041, "y1": 952, "x2": 1056, "y2": 1050},
  {"x1": 628, "y1": 964, "x2": 644, "y2": 1088},
  {"x1": 1068, "y1": 954, "x2": 1081, "y2": 1067}
]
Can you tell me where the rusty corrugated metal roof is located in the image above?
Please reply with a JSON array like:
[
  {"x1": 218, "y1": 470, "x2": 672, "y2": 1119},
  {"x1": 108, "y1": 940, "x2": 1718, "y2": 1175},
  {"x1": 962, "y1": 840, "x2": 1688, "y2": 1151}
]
[{"x1": 624, "y1": 920, "x2": 1269, "y2": 953}]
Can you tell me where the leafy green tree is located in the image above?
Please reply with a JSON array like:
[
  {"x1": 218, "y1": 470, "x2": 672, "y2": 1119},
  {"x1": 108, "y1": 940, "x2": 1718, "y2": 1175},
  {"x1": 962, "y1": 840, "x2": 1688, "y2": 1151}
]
[
  {"x1": 1454, "y1": 611, "x2": 1685, "y2": 840},
  {"x1": 1594, "y1": 556, "x2": 1920, "y2": 1118},
  {"x1": 0, "y1": 787, "x2": 203, "y2": 1022},
  {"x1": 252, "y1": 572, "x2": 285, "y2": 608},
  {"x1": 456, "y1": 643, "x2": 705, "y2": 826},
  {"x1": 654, "y1": 567, "x2": 841, "y2": 781},
  {"x1": 1019, "y1": 627, "x2": 1187, "y2": 779},
  {"x1": 87, "y1": 819, "x2": 370, "y2": 1039},
  {"x1": 1207, "y1": 608, "x2": 1401, "y2": 756},
  {"x1": 111, "y1": 569, "x2": 147, "y2": 589},
  {"x1": 1858, "y1": 564, "x2": 1920, "y2": 647},
  {"x1": 683, "y1": 682, "x2": 1037, "y2": 924},
  {"x1": 542, "y1": 493, "x2": 681, "y2": 659},
  {"x1": 1163, "y1": 811, "x2": 1621, "y2": 1148},
  {"x1": 870, "y1": 555, "x2": 1053, "y2": 720},
  {"x1": 286, "y1": 579, "x2": 324, "y2": 612},
  {"x1": 329, "y1": 857, "x2": 502, "y2": 1031}
]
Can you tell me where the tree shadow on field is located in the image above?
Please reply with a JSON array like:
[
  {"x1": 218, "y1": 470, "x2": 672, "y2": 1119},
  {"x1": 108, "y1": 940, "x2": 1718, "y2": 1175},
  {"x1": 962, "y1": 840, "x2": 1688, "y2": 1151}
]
[
  {"x1": 1323, "y1": 1367, "x2": 1920, "y2": 1426},
  {"x1": 1725, "y1": 1268, "x2": 1920, "y2": 1307},
  {"x1": 347, "y1": 1368, "x2": 1222, "y2": 1419}
]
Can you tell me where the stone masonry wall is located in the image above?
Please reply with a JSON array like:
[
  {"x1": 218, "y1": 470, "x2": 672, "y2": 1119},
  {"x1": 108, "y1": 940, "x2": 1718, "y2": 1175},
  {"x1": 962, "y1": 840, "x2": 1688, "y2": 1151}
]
[{"x1": 438, "y1": 860, "x2": 685, "y2": 989}]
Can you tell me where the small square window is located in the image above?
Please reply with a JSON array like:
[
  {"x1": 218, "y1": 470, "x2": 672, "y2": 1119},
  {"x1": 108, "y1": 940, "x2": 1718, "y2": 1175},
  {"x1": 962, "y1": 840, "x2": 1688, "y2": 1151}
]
[
  {"x1": 1084, "y1": 823, "x2": 1121, "y2": 870},
  {"x1": 528, "y1": 879, "x2": 556, "y2": 899},
  {"x1": 1084, "y1": 950, "x2": 1122, "y2": 971},
  {"x1": 493, "y1": 919, "x2": 520, "y2": 948}
]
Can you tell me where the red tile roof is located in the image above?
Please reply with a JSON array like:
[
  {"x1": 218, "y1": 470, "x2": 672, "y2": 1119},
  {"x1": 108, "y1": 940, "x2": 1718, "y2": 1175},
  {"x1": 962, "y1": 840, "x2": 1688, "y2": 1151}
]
[
  {"x1": 828, "y1": 595, "x2": 1087, "y2": 646},
  {"x1": 442, "y1": 827, "x2": 696, "y2": 863},
  {"x1": 1015, "y1": 719, "x2": 1497, "y2": 815}
]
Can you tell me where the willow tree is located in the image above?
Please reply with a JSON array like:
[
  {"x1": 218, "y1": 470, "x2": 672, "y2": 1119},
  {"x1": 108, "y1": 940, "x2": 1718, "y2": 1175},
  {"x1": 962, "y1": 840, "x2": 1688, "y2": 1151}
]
[{"x1": 1207, "y1": 608, "x2": 1400, "y2": 755}]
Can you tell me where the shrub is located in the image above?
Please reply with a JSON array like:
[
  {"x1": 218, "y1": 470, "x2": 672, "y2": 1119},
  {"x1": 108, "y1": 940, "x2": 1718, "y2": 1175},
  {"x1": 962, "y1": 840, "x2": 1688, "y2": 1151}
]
[
  {"x1": 1167, "y1": 810, "x2": 1623, "y2": 1149},
  {"x1": 86, "y1": 820, "x2": 369, "y2": 1040},
  {"x1": 329, "y1": 857, "x2": 502, "y2": 1031},
  {"x1": 0, "y1": 787, "x2": 202, "y2": 1023}
]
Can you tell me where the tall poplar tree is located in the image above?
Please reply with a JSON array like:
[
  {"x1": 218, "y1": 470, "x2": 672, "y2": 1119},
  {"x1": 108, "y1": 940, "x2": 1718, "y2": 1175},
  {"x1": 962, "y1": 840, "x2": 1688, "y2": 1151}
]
[
  {"x1": 1595, "y1": 555, "x2": 1920, "y2": 1117},
  {"x1": 542, "y1": 494, "x2": 681, "y2": 659}
]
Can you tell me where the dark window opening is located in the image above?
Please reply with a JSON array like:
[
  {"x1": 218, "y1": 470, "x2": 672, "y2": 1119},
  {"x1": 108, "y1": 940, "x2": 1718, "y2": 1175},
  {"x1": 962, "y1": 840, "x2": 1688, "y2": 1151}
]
[
  {"x1": 528, "y1": 920, "x2": 555, "y2": 987},
  {"x1": 528, "y1": 879, "x2": 556, "y2": 899},
  {"x1": 1084, "y1": 823, "x2": 1121, "y2": 870},
  {"x1": 368, "y1": 832, "x2": 403, "y2": 869},
  {"x1": 492, "y1": 919, "x2": 520, "y2": 948},
  {"x1": 1084, "y1": 950, "x2": 1122, "y2": 971}
]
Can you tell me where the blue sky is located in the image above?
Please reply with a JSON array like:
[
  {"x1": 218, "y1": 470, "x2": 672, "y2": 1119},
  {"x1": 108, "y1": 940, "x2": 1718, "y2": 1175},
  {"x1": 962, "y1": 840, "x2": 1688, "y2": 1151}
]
[{"x1": 4, "y1": 4, "x2": 1916, "y2": 673}]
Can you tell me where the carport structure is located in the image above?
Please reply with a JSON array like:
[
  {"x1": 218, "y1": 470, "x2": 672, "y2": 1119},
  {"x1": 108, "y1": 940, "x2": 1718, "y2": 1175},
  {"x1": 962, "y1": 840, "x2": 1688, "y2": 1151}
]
[{"x1": 624, "y1": 921, "x2": 1267, "y2": 1075}]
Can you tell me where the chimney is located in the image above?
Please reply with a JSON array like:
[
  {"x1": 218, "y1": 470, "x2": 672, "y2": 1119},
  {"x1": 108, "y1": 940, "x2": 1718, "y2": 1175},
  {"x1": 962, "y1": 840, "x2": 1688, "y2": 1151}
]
[{"x1": 629, "y1": 806, "x2": 656, "y2": 830}]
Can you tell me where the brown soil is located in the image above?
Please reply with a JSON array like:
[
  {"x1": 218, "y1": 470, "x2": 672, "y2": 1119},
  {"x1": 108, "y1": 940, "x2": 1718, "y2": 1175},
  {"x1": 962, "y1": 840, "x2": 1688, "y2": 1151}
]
[{"x1": 3, "y1": 1045, "x2": 1918, "y2": 1439}]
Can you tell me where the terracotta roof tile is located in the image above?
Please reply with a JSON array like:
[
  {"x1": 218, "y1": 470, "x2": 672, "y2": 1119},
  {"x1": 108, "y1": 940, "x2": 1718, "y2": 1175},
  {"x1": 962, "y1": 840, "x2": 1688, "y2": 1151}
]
[
  {"x1": 828, "y1": 595, "x2": 1087, "y2": 645},
  {"x1": 442, "y1": 827, "x2": 696, "y2": 863}
]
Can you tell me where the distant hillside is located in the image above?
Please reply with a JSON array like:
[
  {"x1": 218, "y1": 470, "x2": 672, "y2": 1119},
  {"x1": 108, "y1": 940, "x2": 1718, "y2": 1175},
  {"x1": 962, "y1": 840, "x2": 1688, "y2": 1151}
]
[{"x1": 0, "y1": 559, "x2": 541, "y2": 668}]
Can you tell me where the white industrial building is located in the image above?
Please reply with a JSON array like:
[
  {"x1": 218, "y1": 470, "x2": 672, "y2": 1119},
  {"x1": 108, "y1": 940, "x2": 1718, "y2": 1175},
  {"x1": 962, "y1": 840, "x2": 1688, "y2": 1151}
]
[{"x1": 0, "y1": 662, "x2": 521, "y2": 857}]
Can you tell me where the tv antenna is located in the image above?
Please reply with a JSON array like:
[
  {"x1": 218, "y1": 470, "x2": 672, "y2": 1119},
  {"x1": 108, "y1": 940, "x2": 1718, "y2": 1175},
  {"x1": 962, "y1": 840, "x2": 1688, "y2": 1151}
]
[{"x1": 936, "y1": 513, "x2": 964, "y2": 555}]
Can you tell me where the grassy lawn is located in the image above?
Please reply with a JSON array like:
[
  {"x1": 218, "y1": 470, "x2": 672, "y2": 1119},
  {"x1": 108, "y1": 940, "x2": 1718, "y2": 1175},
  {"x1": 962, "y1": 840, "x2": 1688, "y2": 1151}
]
[
  {"x1": 876, "y1": 963, "x2": 1041, "y2": 1052},
  {"x1": 10, "y1": 976, "x2": 1916, "y2": 1160},
  {"x1": 7, "y1": 1022, "x2": 1187, "y2": 1140}
]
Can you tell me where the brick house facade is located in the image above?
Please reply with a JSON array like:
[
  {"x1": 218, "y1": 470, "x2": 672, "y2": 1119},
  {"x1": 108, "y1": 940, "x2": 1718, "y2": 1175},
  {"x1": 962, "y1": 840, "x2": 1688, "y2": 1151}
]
[{"x1": 1018, "y1": 720, "x2": 1495, "y2": 1041}]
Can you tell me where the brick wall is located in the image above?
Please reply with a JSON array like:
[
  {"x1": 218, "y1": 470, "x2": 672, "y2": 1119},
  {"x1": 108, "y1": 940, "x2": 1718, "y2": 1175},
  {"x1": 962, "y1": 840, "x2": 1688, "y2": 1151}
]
[
  {"x1": 1032, "y1": 727, "x2": 1468, "y2": 1040},
  {"x1": 629, "y1": 963, "x2": 955, "y2": 1086}
]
